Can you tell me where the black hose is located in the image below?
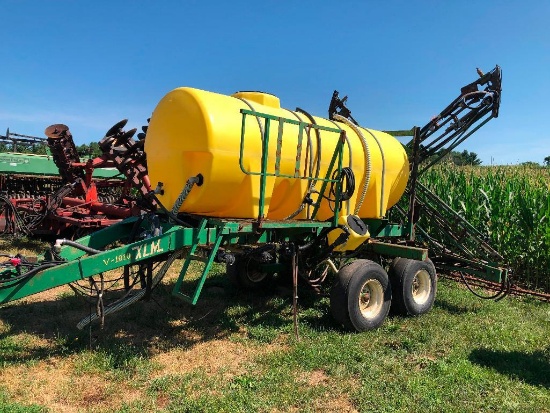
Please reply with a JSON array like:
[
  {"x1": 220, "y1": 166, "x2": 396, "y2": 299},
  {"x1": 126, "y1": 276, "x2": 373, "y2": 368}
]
[
  {"x1": 297, "y1": 227, "x2": 332, "y2": 252},
  {"x1": 56, "y1": 239, "x2": 102, "y2": 255},
  {"x1": 282, "y1": 107, "x2": 322, "y2": 220},
  {"x1": 327, "y1": 167, "x2": 355, "y2": 204},
  {"x1": 128, "y1": 214, "x2": 146, "y2": 243},
  {"x1": 458, "y1": 271, "x2": 510, "y2": 300},
  {"x1": 170, "y1": 174, "x2": 203, "y2": 216},
  {"x1": 0, "y1": 262, "x2": 59, "y2": 289},
  {"x1": 151, "y1": 194, "x2": 191, "y2": 227}
]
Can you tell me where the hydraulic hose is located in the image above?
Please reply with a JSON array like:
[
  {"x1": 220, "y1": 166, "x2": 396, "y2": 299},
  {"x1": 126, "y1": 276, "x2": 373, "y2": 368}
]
[
  {"x1": 234, "y1": 97, "x2": 264, "y2": 137},
  {"x1": 54, "y1": 239, "x2": 102, "y2": 255},
  {"x1": 333, "y1": 114, "x2": 371, "y2": 215},
  {"x1": 363, "y1": 128, "x2": 386, "y2": 217},
  {"x1": 171, "y1": 174, "x2": 204, "y2": 216},
  {"x1": 330, "y1": 167, "x2": 355, "y2": 202},
  {"x1": 77, "y1": 288, "x2": 147, "y2": 329},
  {"x1": 0, "y1": 262, "x2": 59, "y2": 289},
  {"x1": 76, "y1": 249, "x2": 185, "y2": 329},
  {"x1": 294, "y1": 108, "x2": 322, "y2": 183},
  {"x1": 327, "y1": 119, "x2": 354, "y2": 215},
  {"x1": 282, "y1": 108, "x2": 318, "y2": 220}
]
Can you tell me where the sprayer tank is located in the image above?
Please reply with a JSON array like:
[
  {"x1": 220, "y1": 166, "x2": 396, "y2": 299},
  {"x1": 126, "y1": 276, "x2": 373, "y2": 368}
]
[{"x1": 144, "y1": 87, "x2": 409, "y2": 220}]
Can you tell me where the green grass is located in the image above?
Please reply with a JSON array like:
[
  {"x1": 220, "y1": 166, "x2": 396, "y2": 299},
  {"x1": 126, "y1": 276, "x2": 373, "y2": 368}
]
[
  {"x1": 73, "y1": 344, "x2": 154, "y2": 381},
  {"x1": 0, "y1": 267, "x2": 548, "y2": 412},
  {"x1": 0, "y1": 392, "x2": 46, "y2": 413}
]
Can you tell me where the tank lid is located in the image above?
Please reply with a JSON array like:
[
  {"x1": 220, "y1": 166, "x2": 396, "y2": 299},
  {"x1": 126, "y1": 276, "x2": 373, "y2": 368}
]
[{"x1": 232, "y1": 91, "x2": 280, "y2": 108}]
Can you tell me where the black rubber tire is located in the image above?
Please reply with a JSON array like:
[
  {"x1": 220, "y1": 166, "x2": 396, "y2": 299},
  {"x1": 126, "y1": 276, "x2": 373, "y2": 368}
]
[
  {"x1": 388, "y1": 258, "x2": 437, "y2": 316},
  {"x1": 226, "y1": 254, "x2": 273, "y2": 291},
  {"x1": 330, "y1": 261, "x2": 357, "y2": 330},
  {"x1": 330, "y1": 259, "x2": 392, "y2": 332}
]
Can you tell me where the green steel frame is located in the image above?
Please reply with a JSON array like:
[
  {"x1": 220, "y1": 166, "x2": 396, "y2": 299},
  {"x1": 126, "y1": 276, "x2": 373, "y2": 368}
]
[{"x1": 0, "y1": 213, "x2": 427, "y2": 306}]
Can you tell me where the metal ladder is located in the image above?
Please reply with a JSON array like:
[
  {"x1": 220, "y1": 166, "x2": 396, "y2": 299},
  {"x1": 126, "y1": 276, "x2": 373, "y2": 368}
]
[{"x1": 172, "y1": 219, "x2": 228, "y2": 305}]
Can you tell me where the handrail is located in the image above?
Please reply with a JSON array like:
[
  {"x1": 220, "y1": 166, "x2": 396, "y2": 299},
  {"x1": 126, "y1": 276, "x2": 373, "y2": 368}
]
[{"x1": 238, "y1": 109, "x2": 347, "y2": 225}]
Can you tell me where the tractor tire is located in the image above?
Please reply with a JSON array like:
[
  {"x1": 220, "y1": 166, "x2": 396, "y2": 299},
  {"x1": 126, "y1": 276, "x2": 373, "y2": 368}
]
[
  {"x1": 330, "y1": 259, "x2": 392, "y2": 332},
  {"x1": 388, "y1": 258, "x2": 437, "y2": 316}
]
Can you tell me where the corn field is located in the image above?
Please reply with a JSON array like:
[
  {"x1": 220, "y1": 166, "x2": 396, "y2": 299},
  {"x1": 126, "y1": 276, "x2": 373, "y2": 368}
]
[{"x1": 419, "y1": 165, "x2": 550, "y2": 293}]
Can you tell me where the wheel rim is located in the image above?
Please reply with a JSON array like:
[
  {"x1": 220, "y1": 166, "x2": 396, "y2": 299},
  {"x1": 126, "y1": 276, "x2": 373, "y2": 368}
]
[
  {"x1": 411, "y1": 269, "x2": 431, "y2": 305},
  {"x1": 245, "y1": 259, "x2": 267, "y2": 283},
  {"x1": 358, "y1": 279, "x2": 384, "y2": 319}
]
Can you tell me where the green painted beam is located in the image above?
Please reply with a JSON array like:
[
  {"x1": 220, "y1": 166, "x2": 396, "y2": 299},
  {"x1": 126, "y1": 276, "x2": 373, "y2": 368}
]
[
  {"x1": 367, "y1": 241, "x2": 428, "y2": 261},
  {"x1": 0, "y1": 229, "x2": 188, "y2": 304},
  {"x1": 436, "y1": 264, "x2": 505, "y2": 283},
  {"x1": 363, "y1": 219, "x2": 406, "y2": 238}
]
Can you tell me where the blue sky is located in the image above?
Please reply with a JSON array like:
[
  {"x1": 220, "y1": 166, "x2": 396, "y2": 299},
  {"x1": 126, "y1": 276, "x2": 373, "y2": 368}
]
[{"x1": 1, "y1": 1, "x2": 548, "y2": 165}]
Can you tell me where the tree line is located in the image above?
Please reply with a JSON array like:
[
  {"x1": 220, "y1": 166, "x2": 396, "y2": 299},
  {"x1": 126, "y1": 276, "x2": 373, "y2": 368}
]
[
  {"x1": 0, "y1": 141, "x2": 102, "y2": 158},
  {"x1": 2, "y1": 140, "x2": 549, "y2": 167}
]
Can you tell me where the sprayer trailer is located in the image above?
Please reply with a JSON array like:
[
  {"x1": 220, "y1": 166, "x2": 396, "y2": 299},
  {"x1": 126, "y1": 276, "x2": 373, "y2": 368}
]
[{"x1": 0, "y1": 66, "x2": 507, "y2": 332}]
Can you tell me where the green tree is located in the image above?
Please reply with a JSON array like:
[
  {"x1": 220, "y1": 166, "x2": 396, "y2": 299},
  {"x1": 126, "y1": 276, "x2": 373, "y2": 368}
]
[
  {"x1": 77, "y1": 142, "x2": 102, "y2": 159},
  {"x1": 30, "y1": 144, "x2": 47, "y2": 155},
  {"x1": 76, "y1": 143, "x2": 90, "y2": 158},
  {"x1": 440, "y1": 149, "x2": 482, "y2": 166},
  {"x1": 544, "y1": 156, "x2": 550, "y2": 167},
  {"x1": 426, "y1": 149, "x2": 483, "y2": 166},
  {"x1": 520, "y1": 161, "x2": 540, "y2": 167},
  {"x1": 457, "y1": 150, "x2": 482, "y2": 166},
  {"x1": 0, "y1": 141, "x2": 48, "y2": 154},
  {"x1": 89, "y1": 142, "x2": 101, "y2": 158}
]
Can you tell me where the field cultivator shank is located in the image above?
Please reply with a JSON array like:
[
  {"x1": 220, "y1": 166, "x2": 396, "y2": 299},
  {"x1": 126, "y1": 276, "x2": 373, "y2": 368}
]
[{"x1": 0, "y1": 66, "x2": 516, "y2": 334}]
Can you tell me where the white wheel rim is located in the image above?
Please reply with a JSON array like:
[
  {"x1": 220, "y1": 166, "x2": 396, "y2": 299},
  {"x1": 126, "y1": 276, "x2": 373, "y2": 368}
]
[
  {"x1": 412, "y1": 269, "x2": 431, "y2": 305},
  {"x1": 358, "y1": 279, "x2": 384, "y2": 319}
]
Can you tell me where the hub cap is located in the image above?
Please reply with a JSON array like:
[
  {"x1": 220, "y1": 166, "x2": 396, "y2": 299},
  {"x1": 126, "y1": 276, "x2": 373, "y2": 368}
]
[
  {"x1": 411, "y1": 269, "x2": 431, "y2": 305},
  {"x1": 358, "y1": 279, "x2": 384, "y2": 319}
]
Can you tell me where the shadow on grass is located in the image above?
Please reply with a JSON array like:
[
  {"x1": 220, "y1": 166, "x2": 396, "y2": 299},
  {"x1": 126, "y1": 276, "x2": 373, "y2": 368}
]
[
  {"x1": 434, "y1": 296, "x2": 481, "y2": 315},
  {"x1": 0, "y1": 272, "x2": 339, "y2": 364},
  {"x1": 469, "y1": 348, "x2": 550, "y2": 388}
]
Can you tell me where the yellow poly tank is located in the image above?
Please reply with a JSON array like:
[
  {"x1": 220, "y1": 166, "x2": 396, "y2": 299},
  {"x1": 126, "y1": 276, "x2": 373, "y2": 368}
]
[{"x1": 145, "y1": 87, "x2": 409, "y2": 220}]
